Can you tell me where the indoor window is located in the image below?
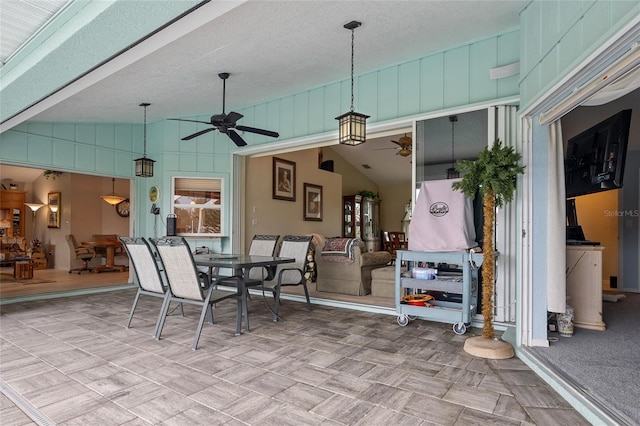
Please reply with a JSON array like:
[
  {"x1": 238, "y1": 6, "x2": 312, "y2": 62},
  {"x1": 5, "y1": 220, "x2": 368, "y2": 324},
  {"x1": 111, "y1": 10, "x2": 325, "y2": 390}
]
[{"x1": 172, "y1": 177, "x2": 224, "y2": 237}]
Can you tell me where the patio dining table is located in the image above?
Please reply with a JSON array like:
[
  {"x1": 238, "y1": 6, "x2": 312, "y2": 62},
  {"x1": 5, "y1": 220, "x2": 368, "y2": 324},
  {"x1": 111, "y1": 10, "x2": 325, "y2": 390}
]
[{"x1": 193, "y1": 254, "x2": 294, "y2": 335}]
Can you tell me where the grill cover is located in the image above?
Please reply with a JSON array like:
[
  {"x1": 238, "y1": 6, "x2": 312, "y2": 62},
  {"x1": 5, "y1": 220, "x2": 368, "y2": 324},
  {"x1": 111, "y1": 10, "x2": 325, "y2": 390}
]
[{"x1": 408, "y1": 179, "x2": 476, "y2": 252}]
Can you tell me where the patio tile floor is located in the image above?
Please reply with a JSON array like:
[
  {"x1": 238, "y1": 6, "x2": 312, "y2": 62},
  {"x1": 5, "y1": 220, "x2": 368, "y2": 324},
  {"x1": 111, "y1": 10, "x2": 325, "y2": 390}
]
[{"x1": 0, "y1": 289, "x2": 588, "y2": 425}]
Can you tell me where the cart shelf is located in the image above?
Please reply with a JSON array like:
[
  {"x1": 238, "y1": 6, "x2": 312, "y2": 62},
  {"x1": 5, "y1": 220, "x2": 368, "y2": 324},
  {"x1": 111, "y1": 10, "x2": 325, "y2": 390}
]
[{"x1": 395, "y1": 249, "x2": 484, "y2": 334}]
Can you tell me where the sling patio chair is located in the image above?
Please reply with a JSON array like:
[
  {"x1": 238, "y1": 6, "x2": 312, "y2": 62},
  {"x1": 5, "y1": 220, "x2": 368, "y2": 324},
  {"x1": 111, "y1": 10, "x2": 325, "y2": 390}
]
[
  {"x1": 150, "y1": 237, "x2": 242, "y2": 350},
  {"x1": 251, "y1": 235, "x2": 313, "y2": 321},
  {"x1": 240, "y1": 234, "x2": 280, "y2": 293},
  {"x1": 119, "y1": 236, "x2": 176, "y2": 337}
]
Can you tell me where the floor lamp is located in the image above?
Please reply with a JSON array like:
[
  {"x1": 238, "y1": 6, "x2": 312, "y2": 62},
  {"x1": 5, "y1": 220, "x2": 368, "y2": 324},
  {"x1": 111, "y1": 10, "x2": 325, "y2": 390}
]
[{"x1": 24, "y1": 203, "x2": 46, "y2": 248}]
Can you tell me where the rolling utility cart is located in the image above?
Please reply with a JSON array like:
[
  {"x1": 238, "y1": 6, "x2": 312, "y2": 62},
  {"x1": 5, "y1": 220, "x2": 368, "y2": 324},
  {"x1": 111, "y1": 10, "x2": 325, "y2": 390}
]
[{"x1": 395, "y1": 249, "x2": 483, "y2": 335}]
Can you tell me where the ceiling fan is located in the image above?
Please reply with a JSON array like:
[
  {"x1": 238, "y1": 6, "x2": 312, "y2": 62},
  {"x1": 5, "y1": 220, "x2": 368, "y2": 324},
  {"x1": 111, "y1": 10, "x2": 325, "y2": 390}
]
[
  {"x1": 169, "y1": 73, "x2": 279, "y2": 147},
  {"x1": 374, "y1": 134, "x2": 412, "y2": 157}
]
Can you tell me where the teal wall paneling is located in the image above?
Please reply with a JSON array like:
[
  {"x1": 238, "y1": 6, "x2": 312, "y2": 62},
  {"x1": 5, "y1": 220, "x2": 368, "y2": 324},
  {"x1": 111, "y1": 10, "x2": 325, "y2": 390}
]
[
  {"x1": 178, "y1": 153, "x2": 198, "y2": 172},
  {"x1": 377, "y1": 67, "x2": 399, "y2": 121},
  {"x1": 308, "y1": 87, "x2": 326, "y2": 135},
  {"x1": 497, "y1": 31, "x2": 520, "y2": 99},
  {"x1": 443, "y1": 46, "x2": 470, "y2": 108},
  {"x1": 278, "y1": 96, "x2": 295, "y2": 140},
  {"x1": 52, "y1": 124, "x2": 75, "y2": 141},
  {"x1": 95, "y1": 148, "x2": 116, "y2": 174},
  {"x1": 75, "y1": 124, "x2": 96, "y2": 145},
  {"x1": 398, "y1": 60, "x2": 421, "y2": 118},
  {"x1": 212, "y1": 156, "x2": 231, "y2": 174},
  {"x1": 540, "y1": 1, "x2": 559, "y2": 58},
  {"x1": 293, "y1": 92, "x2": 310, "y2": 137},
  {"x1": 584, "y1": 2, "x2": 611, "y2": 48},
  {"x1": 358, "y1": 72, "x2": 379, "y2": 123},
  {"x1": 420, "y1": 54, "x2": 445, "y2": 111},
  {"x1": 267, "y1": 101, "x2": 281, "y2": 141},
  {"x1": 96, "y1": 124, "x2": 116, "y2": 149},
  {"x1": 76, "y1": 145, "x2": 97, "y2": 171},
  {"x1": 52, "y1": 140, "x2": 75, "y2": 169},
  {"x1": 322, "y1": 82, "x2": 341, "y2": 131},
  {"x1": 114, "y1": 124, "x2": 135, "y2": 152},
  {"x1": 27, "y1": 122, "x2": 52, "y2": 137},
  {"x1": 519, "y1": 0, "x2": 639, "y2": 109},
  {"x1": 470, "y1": 38, "x2": 498, "y2": 102},
  {"x1": 115, "y1": 151, "x2": 133, "y2": 176},
  {"x1": 27, "y1": 134, "x2": 53, "y2": 164}
]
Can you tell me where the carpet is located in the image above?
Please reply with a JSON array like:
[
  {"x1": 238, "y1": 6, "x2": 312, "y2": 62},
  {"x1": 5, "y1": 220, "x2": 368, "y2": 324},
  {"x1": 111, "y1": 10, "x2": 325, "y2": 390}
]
[{"x1": 531, "y1": 292, "x2": 640, "y2": 425}]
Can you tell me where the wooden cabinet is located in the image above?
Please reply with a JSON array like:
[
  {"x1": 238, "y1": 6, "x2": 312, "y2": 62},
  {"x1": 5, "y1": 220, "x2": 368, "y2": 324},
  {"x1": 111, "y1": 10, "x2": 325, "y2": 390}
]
[
  {"x1": 566, "y1": 246, "x2": 606, "y2": 331},
  {"x1": 0, "y1": 190, "x2": 26, "y2": 238},
  {"x1": 343, "y1": 195, "x2": 381, "y2": 252}
]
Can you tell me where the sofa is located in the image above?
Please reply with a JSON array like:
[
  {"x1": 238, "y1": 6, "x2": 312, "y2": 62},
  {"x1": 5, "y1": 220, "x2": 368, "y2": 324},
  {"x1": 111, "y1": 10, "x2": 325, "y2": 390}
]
[{"x1": 315, "y1": 238, "x2": 391, "y2": 296}]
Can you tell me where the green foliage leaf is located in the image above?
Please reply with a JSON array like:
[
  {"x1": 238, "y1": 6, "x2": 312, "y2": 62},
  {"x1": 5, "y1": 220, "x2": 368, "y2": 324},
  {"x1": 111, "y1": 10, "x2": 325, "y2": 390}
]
[{"x1": 451, "y1": 139, "x2": 525, "y2": 207}]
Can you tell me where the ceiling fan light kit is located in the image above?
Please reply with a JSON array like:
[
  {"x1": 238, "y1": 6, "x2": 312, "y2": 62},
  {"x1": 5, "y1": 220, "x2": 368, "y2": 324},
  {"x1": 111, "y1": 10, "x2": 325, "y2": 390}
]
[
  {"x1": 392, "y1": 134, "x2": 412, "y2": 157},
  {"x1": 135, "y1": 102, "x2": 155, "y2": 177},
  {"x1": 169, "y1": 72, "x2": 279, "y2": 147},
  {"x1": 336, "y1": 20, "x2": 369, "y2": 146}
]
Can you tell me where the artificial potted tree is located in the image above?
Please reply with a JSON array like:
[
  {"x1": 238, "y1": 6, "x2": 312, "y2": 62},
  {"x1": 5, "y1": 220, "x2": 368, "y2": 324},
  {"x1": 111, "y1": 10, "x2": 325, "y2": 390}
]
[{"x1": 452, "y1": 139, "x2": 525, "y2": 359}]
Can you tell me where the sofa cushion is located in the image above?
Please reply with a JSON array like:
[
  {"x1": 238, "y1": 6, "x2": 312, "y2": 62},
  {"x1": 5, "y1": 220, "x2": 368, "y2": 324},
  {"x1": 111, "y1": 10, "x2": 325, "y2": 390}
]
[
  {"x1": 320, "y1": 238, "x2": 362, "y2": 263},
  {"x1": 361, "y1": 251, "x2": 391, "y2": 267}
]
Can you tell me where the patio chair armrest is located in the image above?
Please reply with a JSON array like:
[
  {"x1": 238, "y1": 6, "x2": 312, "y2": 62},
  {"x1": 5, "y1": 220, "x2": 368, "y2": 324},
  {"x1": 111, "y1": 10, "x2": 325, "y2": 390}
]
[{"x1": 276, "y1": 266, "x2": 304, "y2": 285}]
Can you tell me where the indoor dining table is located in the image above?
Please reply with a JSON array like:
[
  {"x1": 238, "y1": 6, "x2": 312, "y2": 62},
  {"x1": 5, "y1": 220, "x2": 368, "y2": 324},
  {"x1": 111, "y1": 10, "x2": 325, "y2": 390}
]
[
  {"x1": 82, "y1": 239, "x2": 126, "y2": 273},
  {"x1": 193, "y1": 254, "x2": 294, "y2": 335}
]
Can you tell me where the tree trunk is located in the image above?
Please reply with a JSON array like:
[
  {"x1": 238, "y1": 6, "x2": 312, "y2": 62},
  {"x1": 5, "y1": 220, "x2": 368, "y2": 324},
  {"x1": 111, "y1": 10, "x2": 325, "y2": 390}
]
[{"x1": 482, "y1": 189, "x2": 496, "y2": 339}]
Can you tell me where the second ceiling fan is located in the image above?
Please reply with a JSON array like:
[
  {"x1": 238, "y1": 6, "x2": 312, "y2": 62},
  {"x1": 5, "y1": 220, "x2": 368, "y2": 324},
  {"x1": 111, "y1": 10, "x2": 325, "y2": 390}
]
[{"x1": 169, "y1": 73, "x2": 279, "y2": 147}]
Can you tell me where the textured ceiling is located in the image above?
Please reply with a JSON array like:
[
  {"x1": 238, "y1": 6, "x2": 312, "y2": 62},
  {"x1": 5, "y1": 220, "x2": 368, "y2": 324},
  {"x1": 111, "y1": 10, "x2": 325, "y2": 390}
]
[
  {"x1": 0, "y1": 0, "x2": 69, "y2": 66},
  {"x1": 0, "y1": 1, "x2": 526, "y2": 185}
]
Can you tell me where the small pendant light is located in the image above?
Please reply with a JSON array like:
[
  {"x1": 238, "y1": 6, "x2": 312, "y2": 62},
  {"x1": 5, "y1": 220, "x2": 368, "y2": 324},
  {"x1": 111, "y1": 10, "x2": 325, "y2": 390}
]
[
  {"x1": 134, "y1": 102, "x2": 155, "y2": 177},
  {"x1": 101, "y1": 178, "x2": 126, "y2": 205},
  {"x1": 336, "y1": 21, "x2": 369, "y2": 146},
  {"x1": 446, "y1": 115, "x2": 460, "y2": 179}
]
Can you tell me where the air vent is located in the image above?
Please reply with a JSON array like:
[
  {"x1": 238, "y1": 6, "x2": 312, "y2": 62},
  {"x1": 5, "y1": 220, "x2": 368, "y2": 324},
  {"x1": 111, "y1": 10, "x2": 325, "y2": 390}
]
[{"x1": 361, "y1": 164, "x2": 371, "y2": 169}]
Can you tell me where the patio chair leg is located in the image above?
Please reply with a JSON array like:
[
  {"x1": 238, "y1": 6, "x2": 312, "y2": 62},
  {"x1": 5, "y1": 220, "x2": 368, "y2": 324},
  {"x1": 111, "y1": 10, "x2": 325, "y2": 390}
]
[
  {"x1": 273, "y1": 286, "x2": 281, "y2": 322},
  {"x1": 192, "y1": 287, "x2": 214, "y2": 350},
  {"x1": 302, "y1": 282, "x2": 312, "y2": 311},
  {"x1": 155, "y1": 299, "x2": 172, "y2": 340},
  {"x1": 153, "y1": 293, "x2": 172, "y2": 338},
  {"x1": 126, "y1": 289, "x2": 142, "y2": 328},
  {"x1": 235, "y1": 295, "x2": 243, "y2": 336},
  {"x1": 206, "y1": 305, "x2": 214, "y2": 324}
]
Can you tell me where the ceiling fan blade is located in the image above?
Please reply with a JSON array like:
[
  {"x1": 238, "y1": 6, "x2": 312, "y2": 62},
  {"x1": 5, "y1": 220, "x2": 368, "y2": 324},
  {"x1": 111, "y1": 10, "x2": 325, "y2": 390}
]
[
  {"x1": 235, "y1": 125, "x2": 279, "y2": 138},
  {"x1": 225, "y1": 111, "x2": 243, "y2": 125},
  {"x1": 169, "y1": 118, "x2": 211, "y2": 125},
  {"x1": 227, "y1": 129, "x2": 247, "y2": 147},
  {"x1": 181, "y1": 127, "x2": 215, "y2": 141}
]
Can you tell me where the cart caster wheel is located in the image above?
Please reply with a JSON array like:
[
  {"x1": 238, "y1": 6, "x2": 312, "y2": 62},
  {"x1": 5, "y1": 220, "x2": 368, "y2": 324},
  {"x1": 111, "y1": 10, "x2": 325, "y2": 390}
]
[
  {"x1": 453, "y1": 322, "x2": 466, "y2": 335},
  {"x1": 397, "y1": 315, "x2": 409, "y2": 326},
  {"x1": 407, "y1": 315, "x2": 417, "y2": 321}
]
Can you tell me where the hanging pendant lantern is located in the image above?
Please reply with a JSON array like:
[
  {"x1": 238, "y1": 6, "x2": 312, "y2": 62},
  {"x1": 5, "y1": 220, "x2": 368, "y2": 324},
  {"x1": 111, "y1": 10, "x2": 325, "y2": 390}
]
[
  {"x1": 336, "y1": 21, "x2": 369, "y2": 146},
  {"x1": 134, "y1": 102, "x2": 155, "y2": 177}
]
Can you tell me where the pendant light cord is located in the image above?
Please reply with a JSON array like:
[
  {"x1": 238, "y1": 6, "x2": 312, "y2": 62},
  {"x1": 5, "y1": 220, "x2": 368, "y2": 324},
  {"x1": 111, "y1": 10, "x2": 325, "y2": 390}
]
[
  {"x1": 143, "y1": 105, "x2": 147, "y2": 156},
  {"x1": 450, "y1": 115, "x2": 457, "y2": 169},
  {"x1": 140, "y1": 102, "x2": 151, "y2": 157},
  {"x1": 350, "y1": 27, "x2": 355, "y2": 112}
]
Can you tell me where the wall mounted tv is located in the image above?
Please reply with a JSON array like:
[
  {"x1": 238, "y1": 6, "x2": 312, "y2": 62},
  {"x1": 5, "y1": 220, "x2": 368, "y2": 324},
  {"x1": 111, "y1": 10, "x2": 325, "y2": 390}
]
[{"x1": 565, "y1": 109, "x2": 632, "y2": 198}]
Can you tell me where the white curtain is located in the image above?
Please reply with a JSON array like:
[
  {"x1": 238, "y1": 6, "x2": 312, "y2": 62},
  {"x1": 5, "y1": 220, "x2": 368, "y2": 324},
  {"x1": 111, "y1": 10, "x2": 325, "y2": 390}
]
[{"x1": 547, "y1": 120, "x2": 567, "y2": 313}]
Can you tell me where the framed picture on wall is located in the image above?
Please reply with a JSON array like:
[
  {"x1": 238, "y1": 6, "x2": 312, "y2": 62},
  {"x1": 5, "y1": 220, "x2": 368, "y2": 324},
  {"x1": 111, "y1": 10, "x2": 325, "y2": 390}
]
[
  {"x1": 303, "y1": 183, "x2": 322, "y2": 221},
  {"x1": 272, "y1": 157, "x2": 296, "y2": 201},
  {"x1": 47, "y1": 192, "x2": 61, "y2": 228}
]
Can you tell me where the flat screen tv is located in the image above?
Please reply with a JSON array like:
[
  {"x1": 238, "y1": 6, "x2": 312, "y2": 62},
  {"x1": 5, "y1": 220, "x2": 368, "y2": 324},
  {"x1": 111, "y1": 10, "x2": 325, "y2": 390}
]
[{"x1": 565, "y1": 109, "x2": 632, "y2": 198}]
